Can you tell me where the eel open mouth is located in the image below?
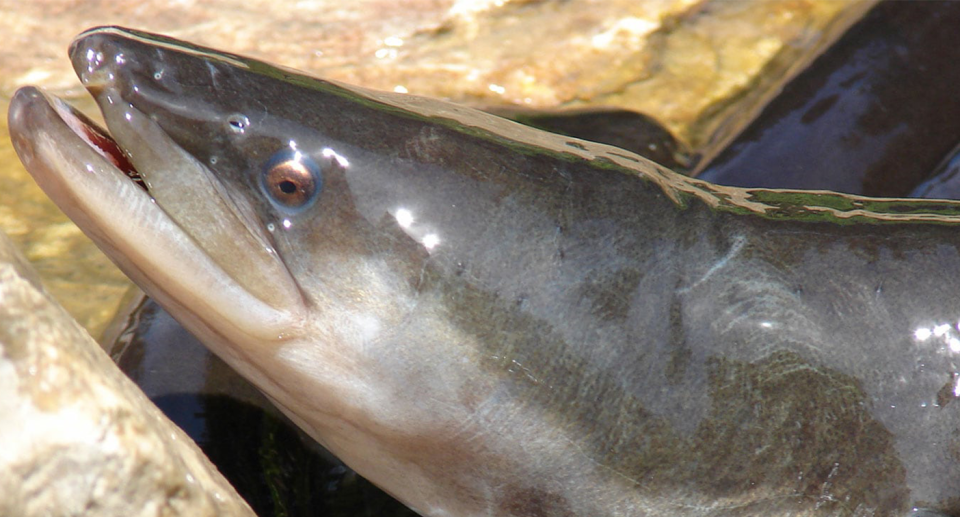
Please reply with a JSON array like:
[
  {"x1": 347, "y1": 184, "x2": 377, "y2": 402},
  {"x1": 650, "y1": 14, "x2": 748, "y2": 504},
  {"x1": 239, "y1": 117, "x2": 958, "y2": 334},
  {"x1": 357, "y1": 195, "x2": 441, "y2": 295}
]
[
  {"x1": 9, "y1": 26, "x2": 309, "y2": 345},
  {"x1": 8, "y1": 85, "x2": 302, "y2": 344},
  {"x1": 51, "y1": 93, "x2": 145, "y2": 191}
]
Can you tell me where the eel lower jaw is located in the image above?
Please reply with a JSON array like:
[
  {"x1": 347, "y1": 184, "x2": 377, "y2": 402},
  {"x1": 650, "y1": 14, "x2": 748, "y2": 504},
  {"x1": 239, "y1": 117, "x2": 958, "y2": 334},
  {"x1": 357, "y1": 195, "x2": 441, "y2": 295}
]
[{"x1": 7, "y1": 86, "x2": 304, "y2": 346}]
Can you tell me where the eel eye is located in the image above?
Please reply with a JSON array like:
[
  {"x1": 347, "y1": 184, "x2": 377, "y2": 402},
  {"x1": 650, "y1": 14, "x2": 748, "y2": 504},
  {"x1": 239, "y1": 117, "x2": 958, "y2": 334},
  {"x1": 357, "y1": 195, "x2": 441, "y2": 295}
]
[{"x1": 260, "y1": 150, "x2": 322, "y2": 211}]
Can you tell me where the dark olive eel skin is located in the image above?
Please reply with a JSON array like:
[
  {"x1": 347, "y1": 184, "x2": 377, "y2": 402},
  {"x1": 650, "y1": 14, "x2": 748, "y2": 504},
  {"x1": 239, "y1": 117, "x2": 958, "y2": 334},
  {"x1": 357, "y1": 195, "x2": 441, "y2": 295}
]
[{"x1": 56, "y1": 28, "x2": 960, "y2": 516}]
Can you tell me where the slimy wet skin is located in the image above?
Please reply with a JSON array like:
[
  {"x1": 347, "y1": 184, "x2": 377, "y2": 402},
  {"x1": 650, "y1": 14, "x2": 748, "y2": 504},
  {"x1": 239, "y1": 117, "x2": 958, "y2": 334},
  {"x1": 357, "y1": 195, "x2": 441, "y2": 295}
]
[{"x1": 9, "y1": 26, "x2": 960, "y2": 516}]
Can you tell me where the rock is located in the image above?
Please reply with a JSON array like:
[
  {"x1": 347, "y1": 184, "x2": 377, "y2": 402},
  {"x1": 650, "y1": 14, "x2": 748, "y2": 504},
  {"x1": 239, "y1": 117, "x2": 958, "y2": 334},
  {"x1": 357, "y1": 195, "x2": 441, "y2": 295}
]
[
  {"x1": 0, "y1": 230, "x2": 255, "y2": 517},
  {"x1": 333, "y1": 0, "x2": 875, "y2": 152},
  {"x1": 911, "y1": 145, "x2": 960, "y2": 200}
]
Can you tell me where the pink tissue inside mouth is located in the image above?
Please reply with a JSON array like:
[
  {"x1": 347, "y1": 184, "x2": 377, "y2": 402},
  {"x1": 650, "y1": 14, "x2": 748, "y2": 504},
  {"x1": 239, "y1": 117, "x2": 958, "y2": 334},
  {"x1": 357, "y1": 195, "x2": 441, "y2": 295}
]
[{"x1": 53, "y1": 97, "x2": 146, "y2": 190}]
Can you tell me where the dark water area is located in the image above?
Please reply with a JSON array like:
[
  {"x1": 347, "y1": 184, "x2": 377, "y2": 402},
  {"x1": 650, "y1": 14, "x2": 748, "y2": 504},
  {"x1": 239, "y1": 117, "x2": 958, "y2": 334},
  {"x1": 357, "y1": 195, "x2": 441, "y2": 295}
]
[
  {"x1": 500, "y1": 107, "x2": 685, "y2": 170},
  {"x1": 111, "y1": 298, "x2": 415, "y2": 517},
  {"x1": 153, "y1": 394, "x2": 414, "y2": 517},
  {"x1": 696, "y1": 1, "x2": 960, "y2": 197}
]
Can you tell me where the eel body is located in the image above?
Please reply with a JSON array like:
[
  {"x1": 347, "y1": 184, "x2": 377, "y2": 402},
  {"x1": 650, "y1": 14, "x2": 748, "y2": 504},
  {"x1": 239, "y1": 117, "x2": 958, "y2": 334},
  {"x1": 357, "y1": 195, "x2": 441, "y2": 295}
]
[{"x1": 9, "y1": 26, "x2": 960, "y2": 516}]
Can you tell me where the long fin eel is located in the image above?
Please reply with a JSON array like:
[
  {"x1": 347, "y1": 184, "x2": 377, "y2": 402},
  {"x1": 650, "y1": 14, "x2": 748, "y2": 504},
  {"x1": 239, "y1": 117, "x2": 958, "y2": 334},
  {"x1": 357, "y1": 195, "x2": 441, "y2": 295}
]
[{"x1": 11, "y1": 25, "x2": 960, "y2": 517}]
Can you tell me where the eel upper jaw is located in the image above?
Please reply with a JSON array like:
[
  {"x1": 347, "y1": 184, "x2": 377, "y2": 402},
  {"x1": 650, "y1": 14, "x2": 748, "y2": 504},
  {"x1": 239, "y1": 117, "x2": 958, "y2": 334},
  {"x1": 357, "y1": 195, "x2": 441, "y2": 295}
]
[{"x1": 7, "y1": 86, "x2": 304, "y2": 348}]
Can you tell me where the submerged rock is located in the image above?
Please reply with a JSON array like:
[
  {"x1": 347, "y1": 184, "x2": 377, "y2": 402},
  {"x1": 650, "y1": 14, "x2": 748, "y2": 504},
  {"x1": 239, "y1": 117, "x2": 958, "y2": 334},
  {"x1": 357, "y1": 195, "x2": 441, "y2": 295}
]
[
  {"x1": 0, "y1": 230, "x2": 255, "y2": 517},
  {"x1": 911, "y1": 144, "x2": 960, "y2": 201}
]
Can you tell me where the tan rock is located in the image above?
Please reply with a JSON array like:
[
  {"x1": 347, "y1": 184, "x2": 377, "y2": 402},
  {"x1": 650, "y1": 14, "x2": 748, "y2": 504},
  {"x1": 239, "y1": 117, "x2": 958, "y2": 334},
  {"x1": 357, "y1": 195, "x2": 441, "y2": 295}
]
[
  {"x1": 0, "y1": 230, "x2": 255, "y2": 517},
  {"x1": 333, "y1": 0, "x2": 875, "y2": 151}
]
